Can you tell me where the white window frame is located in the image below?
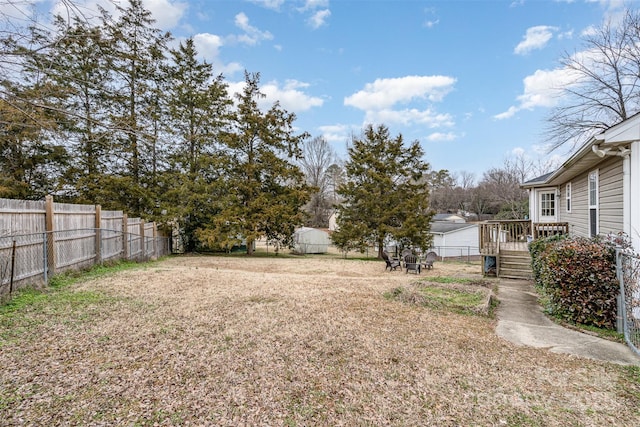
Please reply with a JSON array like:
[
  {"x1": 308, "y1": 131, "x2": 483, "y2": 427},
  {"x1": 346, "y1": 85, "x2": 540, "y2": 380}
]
[
  {"x1": 565, "y1": 182, "x2": 572, "y2": 213},
  {"x1": 539, "y1": 191, "x2": 556, "y2": 221},
  {"x1": 588, "y1": 170, "x2": 599, "y2": 237}
]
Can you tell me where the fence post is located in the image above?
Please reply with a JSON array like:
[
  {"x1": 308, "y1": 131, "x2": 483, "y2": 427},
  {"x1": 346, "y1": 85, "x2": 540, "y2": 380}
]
[
  {"x1": 95, "y1": 204, "x2": 102, "y2": 264},
  {"x1": 43, "y1": 232, "x2": 48, "y2": 285},
  {"x1": 45, "y1": 195, "x2": 56, "y2": 276},
  {"x1": 9, "y1": 240, "x2": 16, "y2": 294},
  {"x1": 140, "y1": 219, "x2": 145, "y2": 260},
  {"x1": 153, "y1": 222, "x2": 157, "y2": 258},
  {"x1": 122, "y1": 213, "x2": 129, "y2": 260},
  {"x1": 616, "y1": 249, "x2": 625, "y2": 334}
]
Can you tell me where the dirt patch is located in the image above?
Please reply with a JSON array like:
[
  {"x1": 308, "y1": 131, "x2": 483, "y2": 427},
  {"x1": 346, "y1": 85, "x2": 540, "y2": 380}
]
[{"x1": 1, "y1": 255, "x2": 639, "y2": 426}]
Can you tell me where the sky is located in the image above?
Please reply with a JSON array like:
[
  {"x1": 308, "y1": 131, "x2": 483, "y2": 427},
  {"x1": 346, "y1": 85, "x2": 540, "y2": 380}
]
[{"x1": 29, "y1": 0, "x2": 633, "y2": 181}]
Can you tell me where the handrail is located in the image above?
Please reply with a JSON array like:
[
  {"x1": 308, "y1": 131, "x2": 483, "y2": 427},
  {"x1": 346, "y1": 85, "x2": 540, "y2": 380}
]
[{"x1": 532, "y1": 222, "x2": 569, "y2": 239}]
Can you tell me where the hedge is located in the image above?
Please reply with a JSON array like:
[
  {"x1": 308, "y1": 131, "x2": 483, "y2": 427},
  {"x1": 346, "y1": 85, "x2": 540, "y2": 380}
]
[{"x1": 529, "y1": 235, "x2": 618, "y2": 329}]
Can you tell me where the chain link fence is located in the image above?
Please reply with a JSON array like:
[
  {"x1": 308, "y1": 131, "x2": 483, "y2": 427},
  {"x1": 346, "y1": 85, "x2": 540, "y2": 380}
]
[
  {"x1": 428, "y1": 246, "x2": 481, "y2": 263},
  {"x1": 616, "y1": 249, "x2": 640, "y2": 357},
  {"x1": 0, "y1": 229, "x2": 171, "y2": 295}
]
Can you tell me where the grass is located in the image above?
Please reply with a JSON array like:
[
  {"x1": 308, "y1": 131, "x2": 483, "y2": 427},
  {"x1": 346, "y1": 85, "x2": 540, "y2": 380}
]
[
  {"x1": 387, "y1": 275, "x2": 493, "y2": 316},
  {"x1": 533, "y1": 285, "x2": 626, "y2": 343},
  {"x1": 550, "y1": 318, "x2": 626, "y2": 343},
  {"x1": 1, "y1": 256, "x2": 638, "y2": 426},
  {"x1": 0, "y1": 260, "x2": 152, "y2": 347}
]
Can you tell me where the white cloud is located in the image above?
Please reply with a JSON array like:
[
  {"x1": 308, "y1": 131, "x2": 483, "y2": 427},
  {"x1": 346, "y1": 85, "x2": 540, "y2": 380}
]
[
  {"x1": 514, "y1": 25, "x2": 558, "y2": 55},
  {"x1": 300, "y1": 0, "x2": 330, "y2": 11},
  {"x1": 143, "y1": 0, "x2": 188, "y2": 29},
  {"x1": 248, "y1": 0, "x2": 285, "y2": 11},
  {"x1": 318, "y1": 124, "x2": 353, "y2": 143},
  {"x1": 232, "y1": 12, "x2": 273, "y2": 45},
  {"x1": 344, "y1": 75, "x2": 456, "y2": 110},
  {"x1": 511, "y1": 147, "x2": 526, "y2": 157},
  {"x1": 494, "y1": 106, "x2": 519, "y2": 120},
  {"x1": 364, "y1": 108, "x2": 454, "y2": 128},
  {"x1": 49, "y1": 0, "x2": 187, "y2": 30},
  {"x1": 308, "y1": 9, "x2": 331, "y2": 29},
  {"x1": 494, "y1": 67, "x2": 580, "y2": 119},
  {"x1": 580, "y1": 25, "x2": 598, "y2": 37},
  {"x1": 427, "y1": 132, "x2": 457, "y2": 142},
  {"x1": 344, "y1": 75, "x2": 456, "y2": 130},
  {"x1": 260, "y1": 79, "x2": 324, "y2": 112},
  {"x1": 226, "y1": 79, "x2": 323, "y2": 114},
  {"x1": 192, "y1": 33, "x2": 243, "y2": 75},
  {"x1": 424, "y1": 19, "x2": 439, "y2": 28}
]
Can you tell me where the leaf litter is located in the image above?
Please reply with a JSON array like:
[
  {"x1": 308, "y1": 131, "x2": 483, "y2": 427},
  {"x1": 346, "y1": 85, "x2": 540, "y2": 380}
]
[{"x1": 0, "y1": 256, "x2": 638, "y2": 426}]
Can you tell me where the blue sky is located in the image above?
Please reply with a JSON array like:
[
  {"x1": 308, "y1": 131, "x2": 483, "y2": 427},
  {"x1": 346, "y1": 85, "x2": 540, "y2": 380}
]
[{"x1": 40, "y1": 0, "x2": 630, "y2": 180}]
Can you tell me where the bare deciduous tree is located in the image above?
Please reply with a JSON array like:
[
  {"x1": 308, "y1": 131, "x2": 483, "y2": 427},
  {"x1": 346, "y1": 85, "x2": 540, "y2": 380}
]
[
  {"x1": 299, "y1": 136, "x2": 336, "y2": 227},
  {"x1": 546, "y1": 8, "x2": 640, "y2": 152}
]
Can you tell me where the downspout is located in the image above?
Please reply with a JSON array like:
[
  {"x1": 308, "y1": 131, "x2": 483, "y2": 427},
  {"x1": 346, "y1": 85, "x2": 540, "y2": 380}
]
[
  {"x1": 623, "y1": 150, "x2": 630, "y2": 239},
  {"x1": 630, "y1": 141, "x2": 640, "y2": 251}
]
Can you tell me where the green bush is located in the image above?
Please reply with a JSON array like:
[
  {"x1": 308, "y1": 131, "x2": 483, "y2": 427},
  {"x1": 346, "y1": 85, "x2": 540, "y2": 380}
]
[{"x1": 529, "y1": 235, "x2": 618, "y2": 329}]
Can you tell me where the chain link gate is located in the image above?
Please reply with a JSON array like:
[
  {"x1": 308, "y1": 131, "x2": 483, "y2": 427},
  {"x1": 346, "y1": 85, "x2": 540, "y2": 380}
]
[{"x1": 616, "y1": 249, "x2": 640, "y2": 356}]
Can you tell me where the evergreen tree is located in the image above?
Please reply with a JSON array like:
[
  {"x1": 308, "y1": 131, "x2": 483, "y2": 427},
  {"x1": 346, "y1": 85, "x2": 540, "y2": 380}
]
[
  {"x1": 101, "y1": 0, "x2": 171, "y2": 216},
  {"x1": 204, "y1": 71, "x2": 311, "y2": 255},
  {"x1": 332, "y1": 124, "x2": 433, "y2": 258},
  {"x1": 0, "y1": 81, "x2": 67, "y2": 199},
  {"x1": 41, "y1": 15, "x2": 113, "y2": 204},
  {"x1": 162, "y1": 38, "x2": 232, "y2": 251}
]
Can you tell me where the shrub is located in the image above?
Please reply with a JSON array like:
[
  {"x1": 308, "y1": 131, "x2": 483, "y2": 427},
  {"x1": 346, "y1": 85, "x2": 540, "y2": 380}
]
[{"x1": 530, "y1": 235, "x2": 618, "y2": 329}]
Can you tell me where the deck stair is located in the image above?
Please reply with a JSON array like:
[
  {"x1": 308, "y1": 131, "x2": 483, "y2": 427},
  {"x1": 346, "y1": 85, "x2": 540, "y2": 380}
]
[
  {"x1": 480, "y1": 220, "x2": 567, "y2": 280},
  {"x1": 498, "y1": 250, "x2": 532, "y2": 280}
]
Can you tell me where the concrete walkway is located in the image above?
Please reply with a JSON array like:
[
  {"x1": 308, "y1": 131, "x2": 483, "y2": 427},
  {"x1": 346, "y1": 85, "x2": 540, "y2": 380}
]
[{"x1": 495, "y1": 279, "x2": 640, "y2": 366}]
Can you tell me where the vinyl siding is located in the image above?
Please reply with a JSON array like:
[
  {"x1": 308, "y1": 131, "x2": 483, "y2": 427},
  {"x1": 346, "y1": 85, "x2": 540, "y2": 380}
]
[
  {"x1": 558, "y1": 157, "x2": 623, "y2": 237},
  {"x1": 599, "y1": 158, "x2": 624, "y2": 234},
  {"x1": 562, "y1": 173, "x2": 589, "y2": 237}
]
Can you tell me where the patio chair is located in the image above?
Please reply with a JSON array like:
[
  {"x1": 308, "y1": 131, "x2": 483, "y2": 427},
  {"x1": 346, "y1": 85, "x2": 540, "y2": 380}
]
[
  {"x1": 421, "y1": 251, "x2": 438, "y2": 270},
  {"x1": 382, "y1": 251, "x2": 401, "y2": 271},
  {"x1": 404, "y1": 254, "x2": 421, "y2": 274},
  {"x1": 400, "y1": 248, "x2": 413, "y2": 260}
]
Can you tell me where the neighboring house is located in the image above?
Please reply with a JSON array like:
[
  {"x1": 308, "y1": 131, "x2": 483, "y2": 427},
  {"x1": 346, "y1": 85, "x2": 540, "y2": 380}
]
[
  {"x1": 430, "y1": 222, "x2": 480, "y2": 260},
  {"x1": 522, "y1": 112, "x2": 640, "y2": 251},
  {"x1": 432, "y1": 213, "x2": 466, "y2": 223},
  {"x1": 327, "y1": 211, "x2": 339, "y2": 232}
]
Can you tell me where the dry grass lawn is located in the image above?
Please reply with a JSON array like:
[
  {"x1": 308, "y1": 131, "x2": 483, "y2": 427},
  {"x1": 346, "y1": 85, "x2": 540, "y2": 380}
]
[{"x1": 1, "y1": 254, "x2": 639, "y2": 426}]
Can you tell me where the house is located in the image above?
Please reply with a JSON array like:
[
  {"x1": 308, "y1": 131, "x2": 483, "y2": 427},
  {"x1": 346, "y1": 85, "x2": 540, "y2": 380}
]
[
  {"x1": 432, "y1": 213, "x2": 466, "y2": 223},
  {"x1": 522, "y1": 112, "x2": 640, "y2": 252},
  {"x1": 430, "y1": 222, "x2": 480, "y2": 260},
  {"x1": 328, "y1": 211, "x2": 338, "y2": 231}
]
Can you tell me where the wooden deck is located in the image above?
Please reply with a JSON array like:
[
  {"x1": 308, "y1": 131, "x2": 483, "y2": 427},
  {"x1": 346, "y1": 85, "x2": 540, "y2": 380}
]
[{"x1": 479, "y1": 220, "x2": 568, "y2": 279}]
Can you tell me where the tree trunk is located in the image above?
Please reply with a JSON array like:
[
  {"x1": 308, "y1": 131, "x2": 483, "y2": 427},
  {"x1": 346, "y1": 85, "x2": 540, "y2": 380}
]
[{"x1": 247, "y1": 237, "x2": 254, "y2": 255}]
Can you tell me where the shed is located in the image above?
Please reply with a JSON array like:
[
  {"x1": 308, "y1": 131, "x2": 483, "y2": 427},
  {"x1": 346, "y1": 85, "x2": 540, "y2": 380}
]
[
  {"x1": 430, "y1": 222, "x2": 480, "y2": 260},
  {"x1": 293, "y1": 227, "x2": 330, "y2": 254}
]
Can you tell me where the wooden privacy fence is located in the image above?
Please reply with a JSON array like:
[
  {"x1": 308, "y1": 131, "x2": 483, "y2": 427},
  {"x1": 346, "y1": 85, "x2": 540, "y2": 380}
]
[{"x1": 0, "y1": 196, "x2": 171, "y2": 294}]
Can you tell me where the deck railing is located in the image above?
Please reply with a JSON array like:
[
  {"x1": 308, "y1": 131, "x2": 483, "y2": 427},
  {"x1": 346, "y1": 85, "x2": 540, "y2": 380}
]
[
  {"x1": 479, "y1": 220, "x2": 569, "y2": 255},
  {"x1": 532, "y1": 222, "x2": 569, "y2": 239},
  {"x1": 479, "y1": 220, "x2": 532, "y2": 255}
]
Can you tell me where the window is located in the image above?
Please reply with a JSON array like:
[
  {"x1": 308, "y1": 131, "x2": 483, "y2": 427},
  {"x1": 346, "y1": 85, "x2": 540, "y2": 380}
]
[
  {"x1": 566, "y1": 183, "x2": 571, "y2": 213},
  {"x1": 588, "y1": 170, "x2": 598, "y2": 237},
  {"x1": 540, "y1": 192, "x2": 555, "y2": 217}
]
